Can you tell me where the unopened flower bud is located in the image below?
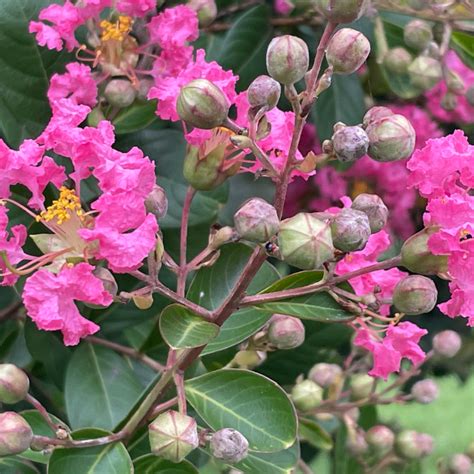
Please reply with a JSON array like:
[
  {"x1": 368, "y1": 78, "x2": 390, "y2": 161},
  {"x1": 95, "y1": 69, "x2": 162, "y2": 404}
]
[
  {"x1": 316, "y1": 0, "x2": 368, "y2": 23},
  {"x1": 93, "y1": 267, "x2": 118, "y2": 298},
  {"x1": 233, "y1": 350, "x2": 266, "y2": 369},
  {"x1": 362, "y1": 106, "x2": 393, "y2": 128},
  {"x1": 291, "y1": 379, "x2": 323, "y2": 411},
  {"x1": 248, "y1": 75, "x2": 281, "y2": 111},
  {"x1": 396, "y1": 430, "x2": 434, "y2": 459},
  {"x1": 383, "y1": 47, "x2": 413, "y2": 74},
  {"x1": 433, "y1": 330, "x2": 462, "y2": 358},
  {"x1": 210, "y1": 428, "x2": 249, "y2": 463},
  {"x1": 266, "y1": 35, "x2": 309, "y2": 85},
  {"x1": 133, "y1": 293, "x2": 154, "y2": 310},
  {"x1": 0, "y1": 364, "x2": 29, "y2": 405},
  {"x1": 411, "y1": 379, "x2": 439, "y2": 404},
  {"x1": 0, "y1": 412, "x2": 33, "y2": 456},
  {"x1": 209, "y1": 226, "x2": 237, "y2": 250},
  {"x1": 104, "y1": 79, "x2": 137, "y2": 108},
  {"x1": 326, "y1": 28, "x2": 370, "y2": 75},
  {"x1": 137, "y1": 78, "x2": 154, "y2": 101},
  {"x1": 177, "y1": 79, "x2": 229, "y2": 129},
  {"x1": 466, "y1": 86, "x2": 474, "y2": 107},
  {"x1": 268, "y1": 314, "x2": 305, "y2": 350},
  {"x1": 145, "y1": 185, "x2": 168, "y2": 219},
  {"x1": 404, "y1": 20, "x2": 433, "y2": 51},
  {"x1": 331, "y1": 125, "x2": 369, "y2": 163},
  {"x1": 351, "y1": 193, "x2": 388, "y2": 233},
  {"x1": 441, "y1": 92, "x2": 458, "y2": 111},
  {"x1": 401, "y1": 227, "x2": 448, "y2": 275},
  {"x1": 331, "y1": 208, "x2": 371, "y2": 252},
  {"x1": 365, "y1": 425, "x2": 395, "y2": 454},
  {"x1": 149, "y1": 411, "x2": 199, "y2": 462},
  {"x1": 447, "y1": 454, "x2": 473, "y2": 474},
  {"x1": 350, "y1": 374, "x2": 373, "y2": 400},
  {"x1": 366, "y1": 114, "x2": 416, "y2": 162},
  {"x1": 234, "y1": 198, "x2": 279, "y2": 243},
  {"x1": 393, "y1": 275, "x2": 437, "y2": 315},
  {"x1": 408, "y1": 56, "x2": 443, "y2": 91},
  {"x1": 278, "y1": 213, "x2": 334, "y2": 270},
  {"x1": 308, "y1": 363, "x2": 342, "y2": 388},
  {"x1": 446, "y1": 70, "x2": 465, "y2": 94},
  {"x1": 347, "y1": 430, "x2": 368, "y2": 455},
  {"x1": 188, "y1": 0, "x2": 217, "y2": 27},
  {"x1": 467, "y1": 441, "x2": 474, "y2": 461},
  {"x1": 426, "y1": 41, "x2": 441, "y2": 59}
]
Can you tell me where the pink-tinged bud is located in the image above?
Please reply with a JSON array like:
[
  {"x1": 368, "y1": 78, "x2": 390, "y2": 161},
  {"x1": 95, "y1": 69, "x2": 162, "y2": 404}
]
[
  {"x1": 411, "y1": 379, "x2": 439, "y2": 404},
  {"x1": 347, "y1": 430, "x2": 368, "y2": 455},
  {"x1": 331, "y1": 208, "x2": 371, "y2": 252},
  {"x1": 308, "y1": 363, "x2": 342, "y2": 388},
  {"x1": 145, "y1": 185, "x2": 168, "y2": 219},
  {"x1": 291, "y1": 380, "x2": 323, "y2": 411},
  {"x1": 188, "y1": 0, "x2": 217, "y2": 27},
  {"x1": 0, "y1": 364, "x2": 30, "y2": 404},
  {"x1": 350, "y1": 374, "x2": 373, "y2": 400},
  {"x1": 351, "y1": 193, "x2": 388, "y2": 233},
  {"x1": 149, "y1": 410, "x2": 199, "y2": 462},
  {"x1": 396, "y1": 430, "x2": 434, "y2": 459},
  {"x1": 433, "y1": 330, "x2": 462, "y2": 358},
  {"x1": 133, "y1": 294, "x2": 154, "y2": 310},
  {"x1": 326, "y1": 28, "x2": 370, "y2": 75},
  {"x1": 331, "y1": 125, "x2": 369, "y2": 163},
  {"x1": 210, "y1": 428, "x2": 249, "y2": 463},
  {"x1": 383, "y1": 47, "x2": 413, "y2": 74},
  {"x1": 392, "y1": 275, "x2": 437, "y2": 315},
  {"x1": 104, "y1": 79, "x2": 137, "y2": 108},
  {"x1": 447, "y1": 454, "x2": 473, "y2": 474},
  {"x1": 366, "y1": 114, "x2": 416, "y2": 162},
  {"x1": 278, "y1": 213, "x2": 334, "y2": 270},
  {"x1": 408, "y1": 56, "x2": 443, "y2": 91},
  {"x1": 404, "y1": 20, "x2": 433, "y2": 51},
  {"x1": 441, "y1": 92, "x2": 458, "y2": 111},
  {"x1": 247, "y1": 75, "x2": 281, "y2": 110},
  {"x1": 401, "y1": 227, "x2": 448, "y2": 275},
  {"x1": 234, "y1": 198, "x2": 279, "y2": 243},
  {"x1": 466, "y1": 86, "x2": 474, "y2": 107},
  {"x1": 362, "y1": 106, "x2": 394, "y2": 128},
  {"x1": 267, "y1": 314, "x2": 305, "y2": 350},
  {"x1": 266, "y1": 35, "x2": 309, "y2": 85},
  {"x1": 316, "y1": 0, "x2": 369, "y2": 23},
  {"x1": 365, "y1": 425, "x2": 395, "y2": 454},
  {"x1": 233, "y1": 350, "x2": 266, "y2": 369},
  {"x1": 93, "y1": 267, "x2": 118, "y2": 298},
  {"x1": 177, "y1": 79, "x2": 229, "y2": 129},
  {"x1": 0, "y1": 412, "x2": 33, "y2": 456}
]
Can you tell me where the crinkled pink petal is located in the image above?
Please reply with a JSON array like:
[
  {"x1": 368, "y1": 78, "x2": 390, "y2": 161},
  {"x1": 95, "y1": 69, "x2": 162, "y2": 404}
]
[
  {"x1": 385, "y1": 322, "x2": 427, "y2": 366},
  {"x1": 29, "y1": 22, "x2": 63, "y2": 51},
  {"x1": 117, "y1": 0, "x2": 156, "y2": 16}
]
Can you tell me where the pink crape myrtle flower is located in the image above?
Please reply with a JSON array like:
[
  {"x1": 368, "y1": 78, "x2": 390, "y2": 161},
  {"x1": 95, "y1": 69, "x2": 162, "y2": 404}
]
[
  {"x1": 23, "y1": 263, "x2": 113, "y2": 346},
  {"x1": 354, "y1": 322, "x2": 428, "y2": 380}
]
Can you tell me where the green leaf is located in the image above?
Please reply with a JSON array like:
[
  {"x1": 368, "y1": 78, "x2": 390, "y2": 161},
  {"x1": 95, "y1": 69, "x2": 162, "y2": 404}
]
[
  {"x1": 185, "y1": 369, "x2": 297, "y2": 452},
  {"x1": 0, "y1": 458, "x2": 39, "y2": 474},
  {"x1": 159, "y1": 304, "x2": 219, "y2": 349},
  {"x1": 112, "y1": 100, "x2": 159, "y2": 135},
  {"x1": 48, "y1": 428, "x2": 133, "y2": 474},
  {"x1": 451, "y1": 31, "x2": 474, "y2": 69},
  {"x1": 65, "y1": 344, "x2": 144, "y2": 431},
  {"x1": 134, "y1": 454, "x2": 198, "y2": 474},
  {"x1": 299, "y1": 417, "x2": 333, "y2": 450},
  {"x1": 253, "y1": 271, "x2": 354, "y2": 322}
]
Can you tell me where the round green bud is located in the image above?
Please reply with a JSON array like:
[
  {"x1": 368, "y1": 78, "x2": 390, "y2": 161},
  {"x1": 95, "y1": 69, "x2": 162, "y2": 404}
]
[
  {"x1": 395, "y1": 430, "x2": 434, "y2": 459},
  {"x1": 408, "y1": 56, "x2": 443, "y2": 91},
  {"x1": 362, "y1": 106, "x2": 393, "y2": 128},
  {"x1": 347, "y1": 430, "x2": 369, "y2": 455},
  {"x1": 149, "y1": 411, "x2": 199, "y2": 462},
  {"x1": 446, "y1": 69, "x2": 465, "y2": 94},
  {"x1": 268, "y1": 314, "x2": 305, "y2": 350},
  {"x1": 332, "y1": 125, "x2": 369, "y2": 163},
  {"x1": 351, "y1": 193, "x2": 388, "y2": 233},
  {"x1": 331, "y1": 208, "x2": 371, "y2": 252},
  {"x1": 234, "y1": 198, "x2": 279, "y2": 243},
  {"x1": 326, "y1": 28, "x2": 371, "y2": 75},
  {"x1": 441, "y1": 92, "x2": 458, "y2": 111},
  {"x1": 433, "y1": 330, "x2": 462, "y2": 358},
  {"x1": 145, "y1": 184, "x2": 168, "y2": 219},
  {"x1": 210, "y1": 428, "x2": 249, "y2": 463},
  {"x1": 411, "y1": 379, "x2": 439, "y2": 404},
  {"x1": 278, "y1": 213, "x2": 334, "y2": 270},
  {"x1": 404, "y1": 20, "x2": 433, "y2": 51},
  {"x1": 266, "y1": 35, "x2": 309, "y2": 85},
  {"x1": 447, "y1": 454, "x2": 473, "y2": 474},
  {"x1": 350, "y1": 373, "x2": 373, "y2": 400},
  {"x1": 365, "y1": 425, "x2": 395, "y2": 454},
  {"x1": 392, "y1": 275, "x2": 437, "y2": 315},
  {"x1": 0, "y1": 412, "x2": 33, "y2": 456},
  {"x1": 247, "y1": 75, "x2": 281, "y2": 110},
  {"x1": 233, "y1": 350, "x2": 266, "y2": 369},
  {"x1": 366, "y1": 114, "x2": 416, "y2": 162},
  {"x1": 383, "y1": 47, "x2": 413, "y2": 74},
  {"x1": 0, "y1": 364, "x2": 30, "y2": 404},
  {"x1": 308, "y1": 363, "x2": 342, "y2": 388},
  {"x1": 315, "y1": 0, "x2": 369, "y2": 23},
  {"x1": 177, "y1": 79, "x2": 229, "y2": 129},
  {"x1": 291, "y1": 380, "x2": 323, "y2": 411},
  {"x1": 188, "y1": 0, "x2": 217, "y2": 27},
  {"x1": 104, "y1": 79, "x2": 137, "y2": 108}
]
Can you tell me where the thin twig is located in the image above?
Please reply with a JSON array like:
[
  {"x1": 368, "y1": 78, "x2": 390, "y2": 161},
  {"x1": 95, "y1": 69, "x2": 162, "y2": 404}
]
[{"x1": 25, "y1": 394, "x2": 59, "y2": 433}]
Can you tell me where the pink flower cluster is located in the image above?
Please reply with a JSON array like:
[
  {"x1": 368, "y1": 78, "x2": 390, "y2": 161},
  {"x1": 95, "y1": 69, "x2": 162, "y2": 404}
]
[{"x1": 408, "y1": 130, "x2": 474, "y2": 326}]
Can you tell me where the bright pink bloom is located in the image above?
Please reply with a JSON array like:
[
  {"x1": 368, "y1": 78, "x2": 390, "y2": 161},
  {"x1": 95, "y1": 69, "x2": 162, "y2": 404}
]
[
  {"x1": 354, "y1": 322, "x2": 427, "y2": 380},
  {"x1": 23, "y1": 263, "x2": 113, "y2": 345},
  {"x1": 117, "y1": 0, "x2": 156, "y2": 16},
  {"x1": 48, "y1": 63, "x2": 97, "y2": 107}
]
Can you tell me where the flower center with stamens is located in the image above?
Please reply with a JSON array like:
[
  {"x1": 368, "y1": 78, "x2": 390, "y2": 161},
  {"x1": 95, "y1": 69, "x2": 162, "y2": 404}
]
[
  {"x1": 99, "y1": 16, "x2": 133, "y2": 43},
  {"x1": 36, "y1": 187, "x2": 84, "y2": 225}
]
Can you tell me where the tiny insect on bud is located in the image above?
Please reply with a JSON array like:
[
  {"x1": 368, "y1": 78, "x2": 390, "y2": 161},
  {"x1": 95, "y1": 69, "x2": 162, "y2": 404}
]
[
  {"x1": 408, "y1": 56, "x2": 443, "y2": 91},
  {"x1": 362, "y1": 106, "x2": 394, "y2": 128},
  {"x1": 149, "y1": 411, "x2": 199, "y2": 463},
  {"x1": 104, "y1": 79, "x2": 137, "y2": 108},
  {"x1": 234, "y1": 198, "x2": 279, "y2": 243},
  {"x1": 93, "y1": 267, "x2": 118, "y2": 298},
  {"x1": 331, "y1": 208, "x2": 371, "y2": 252},
  {"x1": 351, "y1": 193, "x2": 389, "y2": 233},
  {"x1": 392, "y1": 275, "x2": 437, "y2": 315},
  {"x1": 326, "y1": 28, "x2": 370, "y2": 75},
  {"x1": 145, "y1": 185, "x2": 168, "y2": 219},
  {"x1": 0, "y1": 412, "x2": 33, "y2": 456},
  {"x1": 315, "y1": 0, "x2": 369, "y2": 23},
  {"x1": 331, "y1": 125, "x2": 369, "y2": 163},
  {"x1": 395, "y1": 430, "x2": 434, "y2": 459},
  {"x1": 308, "y1": 363, "x2": 342, "y2": 388},
  {"x1": 447, "y1": 453, "x2": 473, "y2": 474},
  {"x1": 267, "y1": 314, "x2": 305, "y2": 350},
  {"x1": 350, "y1": 373, "x2": 374, "y2": 400},
  {"x1": 411, "y1": 379, "x2": 439, "y2": 404},
  {"x1": 188, "y1": 0, "x2": 217, "y2": 27},
  {"x1": 177, "y1": 79, "x2": 229, "y2": 129},
  {"x1": 365, "y1": 425, "x2": 395, "y2": 454},
  {"x1": 432, "y1": 330, "x2": 462, "y2": 358},
  {"x1": 0, "y1": 364, "x2": 30, "y2": 404},
  {"x1": 383, "y1": 47, "x2": 413, "y2": 74},
  {"x1": 247, "y1": 75, "x2": 281, "y2": 111},
  {"x1": 210, "y1": 428, "x2": 249, "y2": 463},
  {"x1": 291, "y1": 379, "x2": 323, "y2": 411},
  {"x1": 404, "y1": 20, "x2": 433, "y2": 51},
  {"x1": 266, "y1": 35, "x2": 309, "y2": 85}
]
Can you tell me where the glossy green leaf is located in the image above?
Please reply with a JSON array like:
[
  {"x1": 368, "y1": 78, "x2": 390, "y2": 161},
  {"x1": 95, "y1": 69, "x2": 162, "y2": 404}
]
[
  {"x1": 48, "y1": 429, "x2": 133, "y2": 474},
  {"x1": 134, "y1": 454, "x2": 198, "y2": 474},
  {"x1": 0, "y1": 458, "x2": 39, "y2": 474},
  {"x1": 185, "y1": 369, "x2": 297, "y2": 452},
  {"x1": 112, "y1": 100, "x2": 158, "y2": 135},
  {"x1": 65, "y1": 344, "x2": 144, "y2": 430},
  {"x1": 159, "y1": 304, "x2": 219, "y2": 349},
  {"x1": 299, "y1": 417, "x2": 333, "y2": 450},
  {"x1": 451, "y1": 31, "x2": 474, "y2": 69},
  {"x1": 253, "y1": 271, "x2": 354, "y2": 322}
]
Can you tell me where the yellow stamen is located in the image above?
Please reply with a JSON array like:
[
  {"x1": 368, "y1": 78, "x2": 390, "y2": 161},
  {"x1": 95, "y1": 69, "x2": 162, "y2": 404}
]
[
  {"x1": 36, "y1": 187, "x2": 84, "y2": 225},
  {"x1": 99, "y1": 16, "x2": 133, "y2": 42}
]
